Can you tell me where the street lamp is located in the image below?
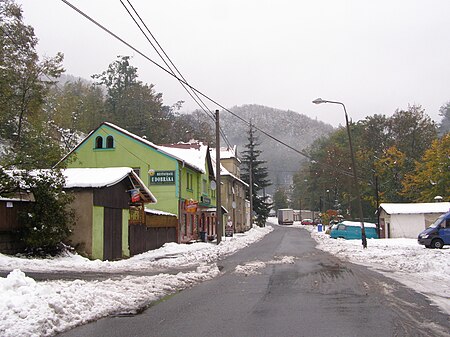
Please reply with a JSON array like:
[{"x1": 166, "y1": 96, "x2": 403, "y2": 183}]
[{"x1": 312, "y1": 98, "x2": 367, "y2": 248}]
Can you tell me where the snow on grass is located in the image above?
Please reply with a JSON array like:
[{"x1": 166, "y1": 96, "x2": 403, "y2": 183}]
[
  {"x1": 293, "y1": 222, "x2": 450, "y2": 315},
  {"x1": 0, "y1": 225, "x2": 273, "y2": 337}
]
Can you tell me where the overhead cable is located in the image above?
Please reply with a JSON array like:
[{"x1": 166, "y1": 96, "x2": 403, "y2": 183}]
[
  {"x1": 119, "y1": 0, "x2": 232, "y2": 149},
  {"x1": 60, "y1": 0, "x2": 357, "y2": 179}
]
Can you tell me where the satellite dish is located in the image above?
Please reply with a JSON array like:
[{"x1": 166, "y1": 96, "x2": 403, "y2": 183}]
[{"x1": 210, "y1": 180, "x2": 217, "y2": 190}]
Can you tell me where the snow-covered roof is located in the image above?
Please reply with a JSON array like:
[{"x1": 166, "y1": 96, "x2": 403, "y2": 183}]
[
  {"x1": 144, "y1": 208, "x2": 177, "y2": 217},
  {"x1": 158, "y1": 141, "x2": 208, "y2": 174},
  {"x1": 341, "y1": 220, "x2": 377, "y2": 228},
  {"x1": 63, "y1": 167, "x2": 133, "y2": 188},
  {"x1": 3, "y1": 167, "x2": 157, "y2": 203},
  {"x1": 219, "y1": 146, "x2": 241, "y2": 163},
  {"x1": 210, "y1": 152, "x2": 248, "y2": 187},
  {"x1": 103, "y1": 123, "x2": 208, "y2": 173},
  {"x1": 63, "y1": 167, "x2": 157, "y2": 203},
  {"x1": 380, "y1": 202, "x2": 450, "y2": 215}
]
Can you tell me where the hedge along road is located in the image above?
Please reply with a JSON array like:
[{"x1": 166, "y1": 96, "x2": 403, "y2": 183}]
[{"x1": 59, "y1": 225, "x2": 449, "y2": 337}]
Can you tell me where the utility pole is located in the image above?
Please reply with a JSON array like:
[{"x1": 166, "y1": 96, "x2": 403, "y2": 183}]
[
  {"x1": 215, "y1": 110, "x2": 222, "y2": 244},
  {"x1": 248, "y1": 120, "x2": 254, "y2": 226}
]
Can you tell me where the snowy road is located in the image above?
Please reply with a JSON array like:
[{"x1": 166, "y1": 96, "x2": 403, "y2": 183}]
[
  {"x1": 59, "y1": 223, "x2": 449, "y2": 337},
  {"x1": 1, "y1": 219, "x2": 449, "y2": 336}
]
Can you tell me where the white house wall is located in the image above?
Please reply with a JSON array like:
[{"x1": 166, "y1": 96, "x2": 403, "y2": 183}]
[{"x1": 390, "y1": 214, "x2": 424, "y2": 238}]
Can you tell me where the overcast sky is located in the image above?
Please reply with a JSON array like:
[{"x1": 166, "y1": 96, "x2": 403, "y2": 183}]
[{"x1": 16, "y1": 0, "x2": 450, "y2": 127}]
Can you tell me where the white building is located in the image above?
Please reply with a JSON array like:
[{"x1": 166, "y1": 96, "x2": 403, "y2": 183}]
[{"x1": 378, "y1": 202, "x2": 450, "y2": 238}]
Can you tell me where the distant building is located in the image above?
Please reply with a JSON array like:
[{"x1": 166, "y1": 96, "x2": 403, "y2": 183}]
[
  {"x1": 378, "y1": 202, "x2": 450, "y2": 238},
  {"x1": 211, "y1": 146, "x2": 249, "y2": 233}
]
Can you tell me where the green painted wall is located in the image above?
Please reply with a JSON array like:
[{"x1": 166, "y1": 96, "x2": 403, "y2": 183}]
[
  {"x1": 92, "y1": 206, "x2": 104, "y2": 260},
  {"x1": 66, "y1": 124, "x2": 218, "y2": 213},
  {"x1": 122, "y1": 209, "x2": 130, "y2": 257},
  {"x1": 67, "y1": 124, "x2": 180, "y2": 215}
]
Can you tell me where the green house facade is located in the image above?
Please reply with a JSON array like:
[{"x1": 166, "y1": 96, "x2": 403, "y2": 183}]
[{"x1": 62, "y1": 122, "x2": 217, "y2": 243}]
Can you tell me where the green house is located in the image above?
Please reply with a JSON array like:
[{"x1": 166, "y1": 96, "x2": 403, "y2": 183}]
[{"x1": 61, "y1": 122, "x2": 217, "y2": 245}]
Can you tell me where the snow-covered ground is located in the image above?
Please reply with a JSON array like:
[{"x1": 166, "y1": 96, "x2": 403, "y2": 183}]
[
  {"x1": 1, "y1": 220, "x2": 449, "y2": 336},
  {"x1": 288, "y1": 220, "x2": 450, "y2": 316},
  {"x1": 0, "y1": 226, "x2": 273, "y2": 337}
]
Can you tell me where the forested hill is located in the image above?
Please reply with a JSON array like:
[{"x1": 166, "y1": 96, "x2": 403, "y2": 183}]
[{"x1": 220, "y1": 104, "x2": 334, "y2": 193}]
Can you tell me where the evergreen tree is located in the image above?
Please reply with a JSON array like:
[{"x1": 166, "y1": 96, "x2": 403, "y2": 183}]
[{"x1": 241, "y1": 122, "x2": 272, "y2": 226}]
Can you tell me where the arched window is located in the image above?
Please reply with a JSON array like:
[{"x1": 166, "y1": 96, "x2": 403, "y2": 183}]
[
  {"x1": 106, "y1": 135, "x2": 114, "y2": 148},
  {"x1": 95, "y1": 136, "x2": 103, "y2": 149}
]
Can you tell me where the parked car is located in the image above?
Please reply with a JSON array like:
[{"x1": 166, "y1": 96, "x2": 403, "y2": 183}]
[
  {"x1": 301, "y1": 218, "x2": 313, "y2": 226},
  {"x1": 330, "y1": 221, "x2": 378, "y2": 240},
  {"x1": 418, "y1": 211, "x2": 450, "y2": 249}
]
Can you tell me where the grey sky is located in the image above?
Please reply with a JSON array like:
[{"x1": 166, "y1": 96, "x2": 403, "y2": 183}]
[{"x1": 16, "y1": 0, "x2": 450, "y2": 127}]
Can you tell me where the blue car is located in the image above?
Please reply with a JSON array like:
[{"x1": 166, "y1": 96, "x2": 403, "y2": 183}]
[
  {"x1": 330, "y1": 221, "x2": 378, "y2": 240},
  {"x1": 418, "y1": 211, "x2": 450, "y2": 249}
]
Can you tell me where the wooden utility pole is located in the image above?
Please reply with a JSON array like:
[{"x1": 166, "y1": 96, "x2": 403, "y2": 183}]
[
  {"x1": 249, "y1": 121, "x2": 254, "y2": 226},
  {"x1": 215, "y1": 110, "x2": 222, "y2": 244}
]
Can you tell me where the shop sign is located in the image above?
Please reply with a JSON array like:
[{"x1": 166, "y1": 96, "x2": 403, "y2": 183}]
[
  {"x1": 185, "y1": 199, "x2": 198, "y2": 213},
  {"x1": 150, "y1": 170, "x2": 175, "y2": 185}
]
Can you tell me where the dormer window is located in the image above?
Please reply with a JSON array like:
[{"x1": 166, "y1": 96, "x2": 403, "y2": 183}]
[
  {"x1": 95, "y1": 136, "x2": 103, "y2": 149},
  {"x1": 106, "y1": 135, "x2": 114, "y2": 148}
]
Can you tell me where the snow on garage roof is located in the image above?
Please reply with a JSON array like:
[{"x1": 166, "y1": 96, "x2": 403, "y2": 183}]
[
  {"x1": 63, "y1": 167, "x2": 135, "y2": 188},
  {"x1": 380, "y1": 202, "x2": 450, "y2": 215},
  {"x1": 63, "y1": 167, "x2": 157, "y2": 203}
]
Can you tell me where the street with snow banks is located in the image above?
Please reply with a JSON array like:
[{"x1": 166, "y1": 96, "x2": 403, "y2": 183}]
[
  {"x1": 1, "y1": 219, "x2": 449, "y2": 337},
  {"x1": 291, "y1": 220, "x2": 450, "y2": 315}
]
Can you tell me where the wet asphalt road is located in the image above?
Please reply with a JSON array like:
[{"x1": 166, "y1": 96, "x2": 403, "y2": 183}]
[{"x1": 59, "y1": 225, "x2": 449, "y2": 337}]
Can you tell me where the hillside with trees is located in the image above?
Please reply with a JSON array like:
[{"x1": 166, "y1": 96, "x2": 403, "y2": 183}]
[{"x1": 220, "y1": 104, "x2": 334, "y2": 194}]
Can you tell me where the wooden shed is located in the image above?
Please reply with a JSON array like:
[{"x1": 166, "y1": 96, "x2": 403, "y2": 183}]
[{"x1": 63, "y1": 167, "x2": 157, "y2": 260}]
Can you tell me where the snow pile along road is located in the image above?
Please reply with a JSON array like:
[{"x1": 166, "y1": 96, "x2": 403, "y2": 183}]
[
  {"x1": 0, "y1": 225, "x2": 273, "y2": 337},
  {"x1": 0, "y1": 225, "x2": 273, "y2": 274}
]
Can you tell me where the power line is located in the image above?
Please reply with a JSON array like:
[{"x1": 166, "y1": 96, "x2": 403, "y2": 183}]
[
  {"x1": 120, "y1": 0, "x2": 231, "y2": 147},
  {"x1": 59, "y1": 0, "x2": 358, "y2": 180},
  {"x1": 120, "y1": 0, "x2": 232, "y2": 149}
]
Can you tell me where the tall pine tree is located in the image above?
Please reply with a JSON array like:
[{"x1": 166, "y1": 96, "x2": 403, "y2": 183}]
[{"x1": 241, "y1": 121, "x2": 272, "y2": 226}]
